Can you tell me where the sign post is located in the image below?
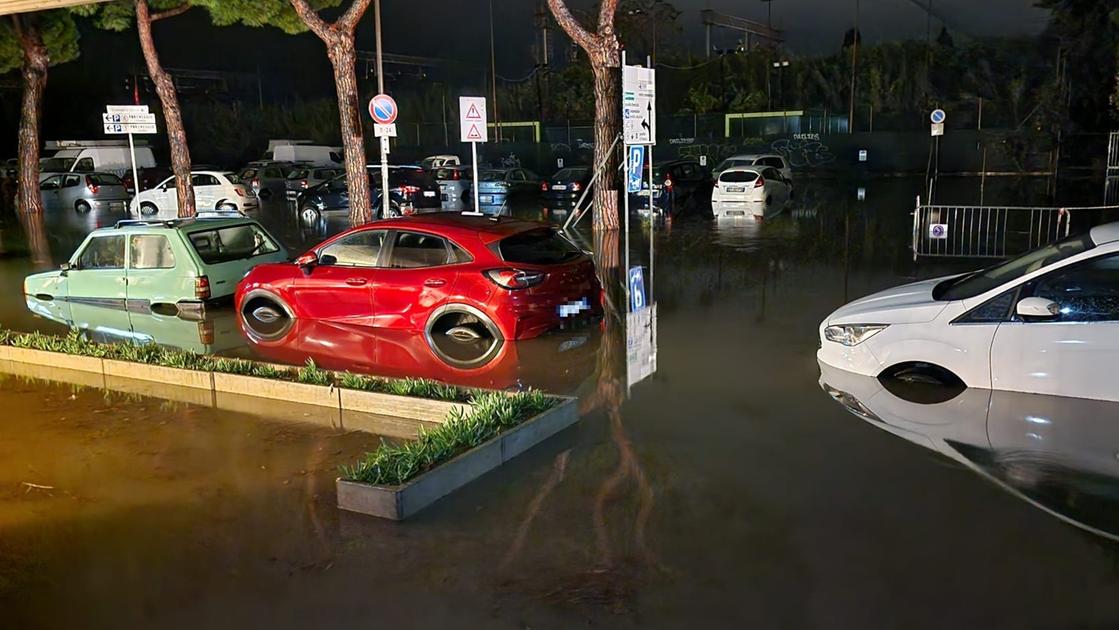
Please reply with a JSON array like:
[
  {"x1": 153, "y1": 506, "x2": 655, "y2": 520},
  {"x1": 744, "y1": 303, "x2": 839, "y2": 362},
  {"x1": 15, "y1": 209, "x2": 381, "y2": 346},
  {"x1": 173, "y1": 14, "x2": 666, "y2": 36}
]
[
  {"x1": 103, "y1": 105, "x2": 154, "y2": 197},
  {"x1": 369, "y1": 94, "x2": 398, "y2": 217},
  {"x1": 459, "y1": 96, "x2": 488, "y2": 216}
]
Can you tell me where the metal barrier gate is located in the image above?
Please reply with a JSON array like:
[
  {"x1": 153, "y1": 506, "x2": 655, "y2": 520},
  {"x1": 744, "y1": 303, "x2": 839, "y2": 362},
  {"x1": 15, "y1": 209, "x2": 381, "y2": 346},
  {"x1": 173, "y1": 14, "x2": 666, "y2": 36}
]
[{"x1": 911, "y1": 197, "x2": 1082, "y2": 261}]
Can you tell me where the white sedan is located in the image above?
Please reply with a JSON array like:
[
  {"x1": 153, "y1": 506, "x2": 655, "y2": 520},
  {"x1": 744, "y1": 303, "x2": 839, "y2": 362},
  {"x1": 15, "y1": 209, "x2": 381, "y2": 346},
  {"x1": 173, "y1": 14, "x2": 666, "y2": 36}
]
[
  {"x1": 818, "y1": 222, "x2": 1119, "y2": 403},
  {"x1": 711, "y1": 166, "x2": 792, "y2": 220},
  {"x1": 131, "y1": 171, "x2": 258, "y2": 217}
]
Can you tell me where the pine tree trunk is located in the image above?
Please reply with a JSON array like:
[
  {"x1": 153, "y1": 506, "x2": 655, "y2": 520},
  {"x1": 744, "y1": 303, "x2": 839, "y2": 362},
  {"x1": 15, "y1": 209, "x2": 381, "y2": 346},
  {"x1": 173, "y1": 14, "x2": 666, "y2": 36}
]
[
  {"x1": 591, "y1": 63, "x2": 620, "y2": 231},
  {"x1": 15, "y1": 16, "x2": 48, "y2": 216},
  {"x1": 18, "y1": 211, "x2": 51, "y2": 268},
  {"x1": 326, "y1": 36, "x2": 371, "y2": 225},
  {"x1": 136, "y1": 0, "x2": 195, "y2": 218}
]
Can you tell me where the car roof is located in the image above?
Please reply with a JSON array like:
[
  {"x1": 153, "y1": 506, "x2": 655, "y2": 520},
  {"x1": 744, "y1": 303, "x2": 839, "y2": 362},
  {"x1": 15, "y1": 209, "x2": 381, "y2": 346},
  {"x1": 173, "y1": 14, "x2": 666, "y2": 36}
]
[
  {"x1": 96, "y1": 217, "x2": 258, "y2": 235},
  {"x1": 719, "y1": 166, "x2": 763, "y2": 175},
  {"x1": 1090, "y1": 222, "x2": 1119, "y2": 245},
  {"x1": 352, "y1": 212, "x2": 549, "y2": 243}
]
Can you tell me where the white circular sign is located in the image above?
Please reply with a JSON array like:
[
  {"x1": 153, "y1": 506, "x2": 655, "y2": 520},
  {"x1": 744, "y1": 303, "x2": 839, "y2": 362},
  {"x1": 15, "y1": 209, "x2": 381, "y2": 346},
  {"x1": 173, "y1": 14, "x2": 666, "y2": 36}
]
[{"x1": 930, "y1": 109, "x2": 946, "y2": 124}]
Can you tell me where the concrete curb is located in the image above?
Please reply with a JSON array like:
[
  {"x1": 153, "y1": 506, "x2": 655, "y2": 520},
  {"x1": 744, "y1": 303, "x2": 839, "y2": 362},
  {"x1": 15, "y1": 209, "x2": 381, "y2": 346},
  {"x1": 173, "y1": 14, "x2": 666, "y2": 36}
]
[
  {"x1": 336, "y1": 397, "x2": 579, "y2": 521},
  {"x1": 212, "y1": 372, "x2": 341, "y2": 409},
  {"x1": 103, "y1": 359, "x2": 212, "y2": 390},
  {"x1": 8, "y1": 347, "x2": 103, "y2": 374},
  {"x1": 339, "y1": 388, "x2": 467, "y2": 424}
]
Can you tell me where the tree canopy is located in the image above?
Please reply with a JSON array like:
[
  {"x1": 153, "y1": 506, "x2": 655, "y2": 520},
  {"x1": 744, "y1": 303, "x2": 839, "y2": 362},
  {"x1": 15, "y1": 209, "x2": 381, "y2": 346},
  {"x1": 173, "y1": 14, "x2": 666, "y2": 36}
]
[
  {"x1": 73, "y1": 0, "x2": 344, "y2": 36},
  {"x1": 0, "y1": 10, "x2": 81, "y2": 75}
]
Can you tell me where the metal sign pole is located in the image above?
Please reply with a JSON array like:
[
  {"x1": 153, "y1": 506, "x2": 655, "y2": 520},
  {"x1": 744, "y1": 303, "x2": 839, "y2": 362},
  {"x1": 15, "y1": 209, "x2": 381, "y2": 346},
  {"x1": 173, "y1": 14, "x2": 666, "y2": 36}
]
[
  {"x1": 471, "y1": 141, "x2": 481, "y2": 215},
  {"x1": 127, "y1": 132, "x2": 139, "y2": 199},
  {"x1": 622, "y1": 50, "x2": 631, "y2": 314},
  {"x1": 375, "y1": 0, "x2": 390, "y2": 218},
  {"x1": 647, "y1": 55, "x2": 655, "y2": 312}
]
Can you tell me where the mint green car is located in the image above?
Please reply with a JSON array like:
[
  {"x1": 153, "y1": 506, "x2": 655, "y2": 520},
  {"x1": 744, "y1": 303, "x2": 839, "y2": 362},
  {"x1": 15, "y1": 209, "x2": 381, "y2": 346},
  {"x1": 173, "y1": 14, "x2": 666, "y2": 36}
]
[{"x1": 24, "y1": 217, "x2": 289, "y2": 314}]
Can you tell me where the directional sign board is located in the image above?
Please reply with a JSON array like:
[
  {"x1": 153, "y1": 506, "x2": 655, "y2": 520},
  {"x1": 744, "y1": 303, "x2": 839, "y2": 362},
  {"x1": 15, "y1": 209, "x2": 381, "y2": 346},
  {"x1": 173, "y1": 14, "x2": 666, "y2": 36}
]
[
  {"x1": 106, "y1": 105, "x2": 148, "y2": 115},
  {"x1": 369, "y1": 94, "x2": 398, "y2": 125},
  {"x1": 103, "y1": 122, "x2": 156, "y2": 135},
  {"x1": 459, "y1": 97, "x2": 488, "y2": 143},
  {"x1": 102, "y1": 112, "x2": 155, "y2": 125},
  {"x1": 623, "y1": 65, "x2": 656, "y2": 145}
]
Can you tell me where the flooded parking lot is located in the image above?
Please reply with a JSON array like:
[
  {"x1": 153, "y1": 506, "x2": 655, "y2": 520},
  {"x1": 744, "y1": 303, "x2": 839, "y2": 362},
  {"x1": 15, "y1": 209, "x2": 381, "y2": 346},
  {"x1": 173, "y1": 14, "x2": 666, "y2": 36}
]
[{"x1": 2, "y1": 175, "x2": 1119, "y2": 627}]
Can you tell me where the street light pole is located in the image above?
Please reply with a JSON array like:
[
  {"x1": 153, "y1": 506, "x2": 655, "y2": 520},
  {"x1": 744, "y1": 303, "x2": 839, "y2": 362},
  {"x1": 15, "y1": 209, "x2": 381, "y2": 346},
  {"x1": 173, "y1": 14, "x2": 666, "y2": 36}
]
[
  {"x1": 847, "y1": 0, "x2": 859, "y2": 134},
  {"x1": 374, "y1": 0, "x2": 390, "y2": 216},
  {"x1": 490, "y1": 0, "x2": 501, "y2": 143}
]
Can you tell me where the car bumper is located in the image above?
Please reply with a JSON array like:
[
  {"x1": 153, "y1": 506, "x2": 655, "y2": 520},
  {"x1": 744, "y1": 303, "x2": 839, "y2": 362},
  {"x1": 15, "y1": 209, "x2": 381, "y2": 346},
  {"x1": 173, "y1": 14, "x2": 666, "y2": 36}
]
[
  {"x1": 90, "y1": 198, "x2": 130, "y2": 211},
  {"x1": 712, "y1": 199, "x2": 764, "y2": 218},
  {"x1": 492, "y1": 292, "x2": 603, "y2": 340},
  {"x1": 543, "y1": 192, "x2": 583, "y2": 206}
]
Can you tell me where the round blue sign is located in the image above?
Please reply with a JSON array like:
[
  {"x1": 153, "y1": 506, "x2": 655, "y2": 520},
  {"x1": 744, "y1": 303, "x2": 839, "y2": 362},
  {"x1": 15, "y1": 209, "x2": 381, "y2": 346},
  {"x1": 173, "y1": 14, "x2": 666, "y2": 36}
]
[
  {"x1": 369, "y1": 94, "x2": 398, "y2": 125},
  {"x1": 930, "y1": 109, "x2": 946, "y2": 124}
]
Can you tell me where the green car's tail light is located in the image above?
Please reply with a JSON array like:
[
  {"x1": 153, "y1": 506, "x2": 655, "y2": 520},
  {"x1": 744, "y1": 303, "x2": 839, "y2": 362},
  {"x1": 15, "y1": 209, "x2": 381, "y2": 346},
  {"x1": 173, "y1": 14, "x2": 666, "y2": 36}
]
[{"x1": 195, "y1": 276, "x2": 211, "y2": 301}]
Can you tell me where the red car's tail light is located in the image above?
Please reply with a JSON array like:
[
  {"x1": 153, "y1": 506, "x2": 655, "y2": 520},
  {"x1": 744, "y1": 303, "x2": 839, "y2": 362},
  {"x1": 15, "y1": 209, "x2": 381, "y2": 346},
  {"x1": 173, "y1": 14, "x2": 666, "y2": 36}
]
[
  {"x1": 400, "y1": 185, "x2": 422, "y2": 196},
  {"x1": 540, "y1": 181, "x2": 548, "y2": 192},
  {"x1": 485, "y1": 268, "x2": 545, "y2": 290},
  {"x1": 301, "y1": 179, "x2": 309, "y2": 188},
  {"x1": 85, "y1": 176, "x2": 99, "y2": 195},
  {"x1": 754, "y1": 176, "x2": 766, "y2": 188},
  {"x1": 195, "y1": 275, "x2": 211, "y2": 300},
  {"x1": 453, "y1": 170, "x2": 461, "y2": 180}
]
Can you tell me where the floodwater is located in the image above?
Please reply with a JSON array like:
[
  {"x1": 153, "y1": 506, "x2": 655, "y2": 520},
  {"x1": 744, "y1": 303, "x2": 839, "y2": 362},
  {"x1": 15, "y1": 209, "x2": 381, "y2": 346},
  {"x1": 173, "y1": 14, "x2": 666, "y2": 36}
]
[{"x1": 1, "y1": 174, "x2": 1119, "y2": 628}]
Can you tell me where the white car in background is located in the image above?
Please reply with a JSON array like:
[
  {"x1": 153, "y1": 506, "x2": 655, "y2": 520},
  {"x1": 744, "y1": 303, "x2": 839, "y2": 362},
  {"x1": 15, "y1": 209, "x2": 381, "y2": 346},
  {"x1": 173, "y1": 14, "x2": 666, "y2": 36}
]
[
  {"x1": 818, "y1": 223, "x2": 1119, "y2": 403},
  {"x1": 713, "y1": 153, "x2": 792, "y2": 181},
  {"x1": 131, "y1": 171, "x2": 258, "y2": 217},
  {"x1": 711, "y1": 166, "x2": 792, "y2": 219}
]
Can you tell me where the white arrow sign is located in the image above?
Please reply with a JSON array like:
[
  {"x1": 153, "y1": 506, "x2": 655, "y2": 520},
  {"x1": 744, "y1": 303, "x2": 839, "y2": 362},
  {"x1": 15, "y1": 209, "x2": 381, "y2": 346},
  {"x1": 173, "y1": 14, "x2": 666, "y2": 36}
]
[
  {"x1": 103, "y1": 112, "x2": 156, "y2": 125},
  {"x1": 104, "y1": 123, "x2": 157, "y2": 135}
]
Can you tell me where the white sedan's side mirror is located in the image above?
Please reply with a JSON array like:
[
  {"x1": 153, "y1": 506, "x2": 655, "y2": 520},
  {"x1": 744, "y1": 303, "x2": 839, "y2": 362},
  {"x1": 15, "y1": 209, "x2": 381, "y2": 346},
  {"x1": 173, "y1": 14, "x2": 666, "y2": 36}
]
[{"x1": 1017, "y1": 297, "x2": 1061, "y2": 320}]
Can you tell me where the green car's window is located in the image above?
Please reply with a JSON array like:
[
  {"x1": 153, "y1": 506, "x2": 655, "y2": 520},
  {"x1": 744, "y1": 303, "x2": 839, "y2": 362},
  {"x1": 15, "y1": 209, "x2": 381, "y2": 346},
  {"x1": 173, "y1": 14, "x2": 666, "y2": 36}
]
[
  {"x1": 78, "y1": 236, "x2": 125, "y2": 270},
  {"x1": 130, "y1": 235, "x2": 176, "y2": 270},
  {"x1": 189, "y1": 224, "x2": 279, "y2": 264}
]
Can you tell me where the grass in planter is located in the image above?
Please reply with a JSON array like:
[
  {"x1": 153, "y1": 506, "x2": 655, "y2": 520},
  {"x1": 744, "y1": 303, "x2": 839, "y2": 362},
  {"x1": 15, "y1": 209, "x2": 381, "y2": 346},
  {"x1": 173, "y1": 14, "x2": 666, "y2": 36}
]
[
  {"x1": 341, "y1": 389, "x2": 557, "y2": 486},
  {"x1": 338, "y1": 371, "x2": 471, "y2": 403},
  {"x1": 297, "y1": 359, "x2": 332, "y2": 386}
]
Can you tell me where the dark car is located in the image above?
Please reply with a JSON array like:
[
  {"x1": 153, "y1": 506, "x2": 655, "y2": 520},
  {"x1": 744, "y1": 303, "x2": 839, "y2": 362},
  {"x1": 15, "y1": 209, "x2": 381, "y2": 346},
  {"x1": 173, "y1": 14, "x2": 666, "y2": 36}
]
[
  {"x1": 542, "y1": 167, "x2": 592, "y2": 208},
  {"x1": 122, "y1": 166, "x2": 171, "y2": 195},
  {"x1": 239, "y1": 161, "x2": 305, "y2": 200},
  {"x1": 471, "y1": 168, "x2": 543, "y2": 212},
  {"x1": 284, "y1": 166, "x2": 343, "y2": 202},
  {"x1": 296, "y1": 165, "x2": 440, "y2": 226},
  {"x1": 631, "y1": 158, "x2": 713, "y2": 220}
]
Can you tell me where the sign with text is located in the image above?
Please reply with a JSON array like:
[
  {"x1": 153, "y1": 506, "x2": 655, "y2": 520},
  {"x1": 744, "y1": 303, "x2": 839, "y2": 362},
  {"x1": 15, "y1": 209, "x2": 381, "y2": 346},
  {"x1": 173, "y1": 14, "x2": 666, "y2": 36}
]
[
  {"x1": 459, "y1": 97, "x2": 488, "y2": 143},
  {"x1": 931, "y1": 122, "x2": 945, "y2": 136},
  {"x1": 103, "y1": 122, "x2": 156, "y2": 135},
  {"x1": 373, "y1": 123, "x2": 398, "y2": 138},
  {"x1": 626, "y1": 303, "x2": 658, "y2": 388},
  {"x1": 102, "y1": 112, "x2": 155, "y2": 125},
  {"x1": 106, "y1": 105, "x2": 148, "y2": 115},
  {"x1": 622, "y1": 65, "x2": 656, "y2": 145}
]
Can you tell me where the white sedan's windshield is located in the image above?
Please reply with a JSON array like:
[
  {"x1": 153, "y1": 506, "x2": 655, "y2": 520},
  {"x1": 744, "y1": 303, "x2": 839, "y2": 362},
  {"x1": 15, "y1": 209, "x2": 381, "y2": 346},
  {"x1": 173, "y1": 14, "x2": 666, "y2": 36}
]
[{"x1": 934, "y1": 233, "x2": 1095, "y2": 301}]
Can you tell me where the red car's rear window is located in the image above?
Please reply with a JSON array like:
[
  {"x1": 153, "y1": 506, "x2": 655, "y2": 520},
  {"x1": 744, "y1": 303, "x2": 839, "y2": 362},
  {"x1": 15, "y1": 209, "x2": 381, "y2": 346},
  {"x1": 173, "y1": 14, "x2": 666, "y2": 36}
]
[{"x1": 496, "y1": 229, "x2": 583, "y2": 265}]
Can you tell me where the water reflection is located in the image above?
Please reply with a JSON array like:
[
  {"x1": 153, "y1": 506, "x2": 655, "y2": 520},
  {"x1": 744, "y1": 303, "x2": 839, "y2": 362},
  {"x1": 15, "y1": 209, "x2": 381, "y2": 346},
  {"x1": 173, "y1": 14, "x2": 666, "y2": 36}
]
[{"x1": 820, "y1": 362, "x2": 1119, "y2": 542}]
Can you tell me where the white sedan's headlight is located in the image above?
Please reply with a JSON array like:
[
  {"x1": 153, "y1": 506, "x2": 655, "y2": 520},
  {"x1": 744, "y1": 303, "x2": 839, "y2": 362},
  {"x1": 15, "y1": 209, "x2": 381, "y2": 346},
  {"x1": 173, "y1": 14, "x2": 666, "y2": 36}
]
[{"x1": 824, "y1": 324, "x2": 888, "y2": 347}]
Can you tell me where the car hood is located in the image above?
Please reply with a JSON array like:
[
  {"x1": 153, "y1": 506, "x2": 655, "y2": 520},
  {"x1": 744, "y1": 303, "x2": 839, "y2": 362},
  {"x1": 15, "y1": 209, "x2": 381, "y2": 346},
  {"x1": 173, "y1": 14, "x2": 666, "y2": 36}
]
[{"x1": 827, "y1": 276, "x2": 953, "y2": 325}]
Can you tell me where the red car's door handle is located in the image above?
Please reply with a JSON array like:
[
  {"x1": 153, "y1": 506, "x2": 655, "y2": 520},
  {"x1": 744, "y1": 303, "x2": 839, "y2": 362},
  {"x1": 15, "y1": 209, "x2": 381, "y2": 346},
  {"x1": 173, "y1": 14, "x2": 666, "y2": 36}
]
[
  {"x1": 424, "y1": 278, "x2": 447, "y2": 287},
  {"x1": 345, "y1": 278, "x2": 368, "y2": 286}
]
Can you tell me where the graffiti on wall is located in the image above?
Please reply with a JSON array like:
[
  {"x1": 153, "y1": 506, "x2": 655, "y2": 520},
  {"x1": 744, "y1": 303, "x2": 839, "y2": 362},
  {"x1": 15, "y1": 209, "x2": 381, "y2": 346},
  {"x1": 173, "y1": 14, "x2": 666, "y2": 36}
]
[{"x1": 770, "y1": 137, "x2": 836, "y2": 168}]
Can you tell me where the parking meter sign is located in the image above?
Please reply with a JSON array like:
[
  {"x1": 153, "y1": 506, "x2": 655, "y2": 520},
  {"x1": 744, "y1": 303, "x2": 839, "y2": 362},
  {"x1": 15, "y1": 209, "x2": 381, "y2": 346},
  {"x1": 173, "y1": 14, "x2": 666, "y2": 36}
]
[
  {"x1": 929, "y1": 223, "x2": 949, "y2": 240},
  {"x1": 626, "y1": 145, "x2": 645, "y2": 194}
]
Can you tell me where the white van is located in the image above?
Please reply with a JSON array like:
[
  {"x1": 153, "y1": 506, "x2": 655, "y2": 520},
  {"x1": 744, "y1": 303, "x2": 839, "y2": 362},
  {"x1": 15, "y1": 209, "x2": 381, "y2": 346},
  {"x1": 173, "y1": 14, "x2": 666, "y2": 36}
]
[
  {"x1": 269, "y1": 144, "x2": 342, "y2": 166},
  {"x1": 40, "y1": 142, "x2": 156, "y2": 182}
]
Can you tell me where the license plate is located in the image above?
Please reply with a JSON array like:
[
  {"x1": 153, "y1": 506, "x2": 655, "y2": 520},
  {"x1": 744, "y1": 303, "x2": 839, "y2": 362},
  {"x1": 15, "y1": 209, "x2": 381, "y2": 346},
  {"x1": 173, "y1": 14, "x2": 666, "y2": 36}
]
[
  {"x1": 726, "y1": 186, "x2": 745, "y2": 193},
  {"x1": 480, "y1": 195, "x2": 493, "y2": 204},
  {"x1": 726, "y1": 210, "x2": 746, "y2": 216},
  {"x1": 552, "y1": 185, "x2": 567, "y2": 191},
  {"x1": 423, "y1": 190, "x2": 436, "y2": 197}
]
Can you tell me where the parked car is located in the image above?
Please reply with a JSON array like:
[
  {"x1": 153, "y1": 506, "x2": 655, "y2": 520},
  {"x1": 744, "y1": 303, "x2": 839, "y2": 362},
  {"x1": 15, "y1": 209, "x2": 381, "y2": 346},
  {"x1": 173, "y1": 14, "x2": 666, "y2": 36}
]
[
  {"x1": 24, "y1": 216, "x2": 288, "y2": 315},
  {"x1": 296, "y1": 166, "x2": 440, "y2": 226},
  {"x1": 420, "y1": 155, "x2": 461, "y2": 171},
  {"x1": 470, "y1": 168, "x2": 543, "y2": 212},
  {"x1": 632, "y1": 159, "x2": 714, "y2": 220},
  {"x1": 269, "y1": 144, "x2": 341, "y2": 166},
  {"x1": 2, "y1": 158, "x2": 17, "y2": 178},
  {"x1": 237, "y1": 213, "x2": 602, "y2": 342},
  {"x1": 713, "y1": 153, "x2": 793, "y2": 181},
  {"x1": 284, "y1": 166, "x2": 342, "y2": 201},
  {"x1": 122, "y1": 166, "x2": 171, "y2": 196},
  {"x1": 711, "y1": 166, "x2": 793, "y2": 220},
  {"x1": 131, "y1": 171, "x2": 258, "y2": 217},
  {"x1": 240, "y1": 161, "x2": 304, "y2": 200},
  {"x1": 433, "y1": 165, "x2": 472, "y2": 211},
  {"x1": 39, "y1": 172, "x2": 129, "y2": 214},
  {"x1": 542, "y1": 167, "x2": 592, "y2": 208},
  {"x1": 818, "y1": 223, "x2": 1119, "y2": 403}
]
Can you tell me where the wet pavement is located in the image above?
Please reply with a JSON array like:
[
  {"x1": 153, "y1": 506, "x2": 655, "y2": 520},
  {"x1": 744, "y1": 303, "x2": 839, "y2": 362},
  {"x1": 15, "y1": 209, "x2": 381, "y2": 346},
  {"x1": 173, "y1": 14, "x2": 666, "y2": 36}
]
[{"x1": 2, "y1": 175, "x2": 1119, "y2": 627}]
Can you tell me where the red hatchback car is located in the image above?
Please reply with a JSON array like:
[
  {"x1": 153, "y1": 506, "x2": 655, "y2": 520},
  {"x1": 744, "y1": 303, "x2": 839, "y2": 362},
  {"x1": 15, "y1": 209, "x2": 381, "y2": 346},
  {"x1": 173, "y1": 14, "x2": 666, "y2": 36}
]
[{"x1": 236, "y1": 213, "x2": 602, "y2": 343}]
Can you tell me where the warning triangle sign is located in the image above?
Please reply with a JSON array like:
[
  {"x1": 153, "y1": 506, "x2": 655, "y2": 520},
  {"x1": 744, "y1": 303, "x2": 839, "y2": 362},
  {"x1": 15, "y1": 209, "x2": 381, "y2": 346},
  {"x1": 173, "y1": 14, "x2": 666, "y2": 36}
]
[
  {"x1": 466, "y1": 124, "x2": 483, "y2": 141},
  {"x1": 466, "y1": 104, "x2": 482, "y2": 120}
]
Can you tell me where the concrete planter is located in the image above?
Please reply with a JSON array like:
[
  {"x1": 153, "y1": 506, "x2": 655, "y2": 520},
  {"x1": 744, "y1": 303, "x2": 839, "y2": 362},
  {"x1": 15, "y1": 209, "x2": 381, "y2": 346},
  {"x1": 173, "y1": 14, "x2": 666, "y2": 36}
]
[
  {"x1": 103, "y1": 359, "x2": 213, "y2": 391},
  {"x1": 336, "y1": 397, "x2": 579, "y2": 520},
  {"x1": 212, "y1": 372, "x2": 342, "y2": 409},
  {"x1": 338, "y1": 388, "x2": 468, "y2": 424},
  {"x1": 7, "y1": 346, "x2": 103, "y2": 374}
]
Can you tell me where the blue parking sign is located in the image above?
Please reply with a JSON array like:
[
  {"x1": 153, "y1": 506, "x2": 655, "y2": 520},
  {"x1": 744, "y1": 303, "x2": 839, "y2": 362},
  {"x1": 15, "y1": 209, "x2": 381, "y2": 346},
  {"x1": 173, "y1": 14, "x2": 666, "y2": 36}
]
[
  {"x1": 628, "y1": 266, "x2": 646, "y2": 312},
  {"x1": 626, "y1": 145, "x2": 645, "y2": 194}
]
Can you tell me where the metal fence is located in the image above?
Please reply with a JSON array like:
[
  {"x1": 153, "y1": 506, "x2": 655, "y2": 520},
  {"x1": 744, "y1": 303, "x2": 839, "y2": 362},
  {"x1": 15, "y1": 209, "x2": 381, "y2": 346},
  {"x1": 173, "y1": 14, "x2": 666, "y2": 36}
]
[
  {"x1": 912, "y1": 199, "x2": 1080, "y2": 261},
  {"x1": 1109, "y1": 132, "x2": 1119, "y2": 173}
]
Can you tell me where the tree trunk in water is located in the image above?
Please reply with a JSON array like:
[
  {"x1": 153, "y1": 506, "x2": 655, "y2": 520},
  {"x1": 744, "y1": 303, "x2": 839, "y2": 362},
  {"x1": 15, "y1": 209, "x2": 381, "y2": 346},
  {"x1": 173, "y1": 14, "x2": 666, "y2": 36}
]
[
  {"x1": 591, "y1": 64, "x2": 620, "y2": 231},
  {"x1": 18, "y1": 211, "x2": 52, "y2": 269},
  {"x1": 15, "y1": 16, "x2": 48, "y2": 216},
  {"x1": 136, "y1": 0, "x2": 195, "y2": 218},
  {"x1": 326, "y1": 36, "x2": 371, "y2": 225}
]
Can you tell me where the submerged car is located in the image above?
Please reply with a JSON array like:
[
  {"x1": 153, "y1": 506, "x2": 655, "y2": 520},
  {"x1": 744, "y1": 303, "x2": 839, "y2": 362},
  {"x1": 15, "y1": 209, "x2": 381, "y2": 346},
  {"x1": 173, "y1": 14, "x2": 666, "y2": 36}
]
[
  {"x1": 471, "y1": 168, "x2": 543, "y2": 212},
  {"x1": 131, "y1": 171, "x2": 259, "y2": 217},
  {"x1": 542, "y1": 167, "x2": 592, "y2": 208},
  {"x1": 632, "y1": 159, "x2": 714, "y2": 220},
  {"x1": 39, "y1": 172, "x2": 129, "y2": 214},
  {"x1": 284, "y1": 166, "x2": 342, "y2": 202},
  {"x1": 711, "y1": 166, "x2": 793, "y2": 220},
  {"x1": 237, "y1": 213, "x2": 602, "y2": 342},
  {"x1": 296, "y1": 166, "x2": 440, "y2": 226},
  {"x1": 818, "y1": 223, "x2": 1119, "y2": 403},
  {"x1": 434, "y1": 165, "x2": 472, "y2": 211},
  {"x1": 713, "y1": 153, "x2": 792, "y2": 181},
  {"x1": 24, "y1": 217, "x2": 288, "y2": 315}
]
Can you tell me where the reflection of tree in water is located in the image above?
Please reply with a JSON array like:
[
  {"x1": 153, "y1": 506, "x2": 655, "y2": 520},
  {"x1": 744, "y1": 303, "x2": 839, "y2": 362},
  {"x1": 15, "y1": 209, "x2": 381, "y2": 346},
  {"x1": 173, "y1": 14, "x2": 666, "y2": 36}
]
[
  {"x1": 498, "y1": 229, "x2": 661, "y2": 617},
  {"x1": 18, "y1": 212, "x2": 52, "y2": 269}
]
